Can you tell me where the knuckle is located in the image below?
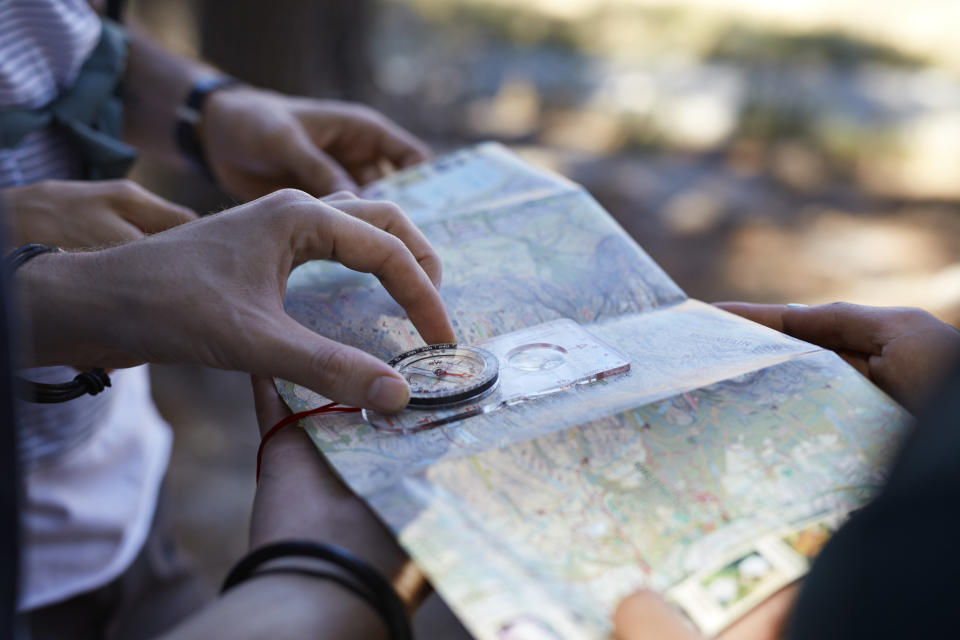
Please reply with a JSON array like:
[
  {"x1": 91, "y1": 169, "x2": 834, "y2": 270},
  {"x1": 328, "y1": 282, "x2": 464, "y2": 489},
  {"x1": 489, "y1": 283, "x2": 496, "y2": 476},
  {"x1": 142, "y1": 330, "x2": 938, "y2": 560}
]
[
  {"x1": 373, "y1": 200, "x2": 405, "y2": 224},
  {"x1": 383, "y1": 233, "x2": 408, "y2": 256},
  {"x1": 353, "y1": 103, "x2": 391, "y2": 130},
  {"x1": 269, "y1": 188, "x2": 314, "y2": 207},
  {"x1": 422, "y1": 250, "x2": 443, "y2": 270},
  {"x1": 267, "y1": 189, "x2": 319, "y2": 224},
  {"x1": 381, "y1": 200, "x2": 405, "y2": 215},
  {"x1": 347, "y1": 101, "x2": 376, "y2": 118},
  {"x1": 323, "y1": 190, "x2": 356, "y2": 202},
  {"x1": 822, "y1": 301, "x2": 857, "y2": 318},
  {"x1": 896, "y1": 306, "x2": 936, "y2": 325},
  {"x1": 823, "y1": 301, "x2": 851, "y2": 311},
  {"x1": 114, "y1": 179, "x2": 142, "y2": 198},
  {"x1": 378, "y1": 236, "x2": 413, "y2": 275}
]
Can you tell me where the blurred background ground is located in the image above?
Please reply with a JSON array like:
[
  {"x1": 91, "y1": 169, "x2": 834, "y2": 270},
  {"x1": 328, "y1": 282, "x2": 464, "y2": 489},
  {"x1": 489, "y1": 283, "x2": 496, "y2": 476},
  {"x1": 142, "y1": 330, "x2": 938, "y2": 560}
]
[{"x1": 129, "y1": 1, "x2": 960, "y2": 636}]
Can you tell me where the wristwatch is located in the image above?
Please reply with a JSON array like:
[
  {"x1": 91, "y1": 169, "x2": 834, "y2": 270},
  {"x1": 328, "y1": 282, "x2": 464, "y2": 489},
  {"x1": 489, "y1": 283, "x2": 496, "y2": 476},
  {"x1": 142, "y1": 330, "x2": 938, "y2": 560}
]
[{"x1": 175, "y1": 76, "x2": 240, "y2": 180}]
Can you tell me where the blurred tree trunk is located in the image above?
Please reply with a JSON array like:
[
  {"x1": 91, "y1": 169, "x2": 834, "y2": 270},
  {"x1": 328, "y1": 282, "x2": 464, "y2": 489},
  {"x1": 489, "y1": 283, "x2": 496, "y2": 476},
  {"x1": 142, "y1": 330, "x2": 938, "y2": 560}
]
[{"x1": 196, "y1": 0, "x2": 373, "y2": 100}]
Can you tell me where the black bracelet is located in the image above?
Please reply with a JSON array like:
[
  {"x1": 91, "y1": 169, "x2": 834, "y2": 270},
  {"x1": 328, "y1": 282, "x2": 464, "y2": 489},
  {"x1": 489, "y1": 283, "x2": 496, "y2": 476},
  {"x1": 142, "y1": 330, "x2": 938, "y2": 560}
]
[
  {"x1": 15, "y1": 368, "x2": 112, "y2": 403},
  {"x1": 175, "y1": 76, "x2": 241, "y2": 182},
  {"x1": 222, "y1": 540, "x2": 412, "y2": 640},
  {"x1": 5, "y1": 244, "x2": 112, "y2": 404},
  {"x1": 6, "y1": 243, "x2": 61, "y2": 272}
]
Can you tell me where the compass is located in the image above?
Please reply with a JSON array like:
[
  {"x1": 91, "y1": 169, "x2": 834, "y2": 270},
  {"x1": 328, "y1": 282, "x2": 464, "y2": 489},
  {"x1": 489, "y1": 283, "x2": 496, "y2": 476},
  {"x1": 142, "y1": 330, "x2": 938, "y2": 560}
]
[{"x1": 389, "y1": 343, "x2": 499, "y2": 407}]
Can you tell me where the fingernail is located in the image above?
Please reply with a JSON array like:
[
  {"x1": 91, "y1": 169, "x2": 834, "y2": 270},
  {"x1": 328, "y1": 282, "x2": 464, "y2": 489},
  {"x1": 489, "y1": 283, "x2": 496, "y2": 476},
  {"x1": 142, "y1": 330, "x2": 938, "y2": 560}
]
[
  {"x1": 367, "y1": 376, "x2": 409, "y2": 413},
  {"x1": 786, "y1": 303, "x2": 809, "y2": 308}
]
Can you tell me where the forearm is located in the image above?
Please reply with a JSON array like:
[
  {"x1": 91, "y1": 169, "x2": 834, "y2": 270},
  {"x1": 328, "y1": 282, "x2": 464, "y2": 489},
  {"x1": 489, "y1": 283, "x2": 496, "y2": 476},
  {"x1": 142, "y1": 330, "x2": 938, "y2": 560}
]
[
  {"x1": 122, "y1": 22, "x2": 222, "y2": 164},
  {"x1": 157, "y1": 574, "x2": 389, "y2": 640}
]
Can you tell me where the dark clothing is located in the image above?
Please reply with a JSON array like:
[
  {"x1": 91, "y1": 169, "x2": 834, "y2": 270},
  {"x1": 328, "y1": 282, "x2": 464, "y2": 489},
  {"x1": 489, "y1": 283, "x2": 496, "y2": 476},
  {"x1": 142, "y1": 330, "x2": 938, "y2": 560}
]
[
  {"x1": 790, "y1": 364, "x2": 960, "y2": 639},
  {"x1": 0, "y1": 19, "x2": 135, "y2": 180}
]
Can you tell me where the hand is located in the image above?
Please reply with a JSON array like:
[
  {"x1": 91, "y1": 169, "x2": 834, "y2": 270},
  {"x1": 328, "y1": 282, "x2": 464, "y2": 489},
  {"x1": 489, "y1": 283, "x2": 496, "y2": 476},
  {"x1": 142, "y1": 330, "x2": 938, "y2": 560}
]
[
  {"x1": 155, "y1": 375, "x2": 425, "y2": 640},
  {"x1": 20, "y1": 189, "x2": 456, "y2": 413},
  {"x1": 202, "y1": 86, "x2": 431, "y2": 199},
  {"x1": 716, "y1": 302, "x2": 960, "y2": 413},
  {"x1": 613, "y1": 586, "x2": 798, "y2": 640},
  {"x1": 2, "y1": 179, "x2": 197, "y2": 249},
  {"x1": 249, "y1": 375, "x2": 428, "y2": 608},
  {"x1": 317, "y1": 189, "x2": 443, "y2": 284}
]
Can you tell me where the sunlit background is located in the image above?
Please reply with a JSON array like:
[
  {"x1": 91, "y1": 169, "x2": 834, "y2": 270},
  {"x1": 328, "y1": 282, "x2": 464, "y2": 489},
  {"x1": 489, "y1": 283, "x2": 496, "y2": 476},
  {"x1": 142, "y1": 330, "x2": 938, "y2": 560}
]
[{"x1": 129, "y1": 1, "x2": 960, "y2": 636}]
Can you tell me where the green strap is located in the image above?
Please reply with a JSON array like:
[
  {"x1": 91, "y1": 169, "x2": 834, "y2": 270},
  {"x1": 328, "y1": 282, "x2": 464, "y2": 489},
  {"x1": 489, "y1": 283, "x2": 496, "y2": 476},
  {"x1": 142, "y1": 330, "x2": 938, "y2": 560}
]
[{"x1": 0, "y1": 19, "x2": 137, "y2": 180}]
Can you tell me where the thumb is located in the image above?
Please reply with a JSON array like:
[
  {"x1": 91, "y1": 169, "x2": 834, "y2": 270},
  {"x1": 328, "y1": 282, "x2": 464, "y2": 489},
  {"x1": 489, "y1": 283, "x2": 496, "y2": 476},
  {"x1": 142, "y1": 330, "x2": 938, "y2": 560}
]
[
  {"x1": 259, "y1": 316, "x2": 409, "y2": 413},
  {"x1": 614, "y1": 590, "x2": 700, "y2": 640},
  {"x1": 281, "y1": 128, "x2": 358, "y2": 196}
]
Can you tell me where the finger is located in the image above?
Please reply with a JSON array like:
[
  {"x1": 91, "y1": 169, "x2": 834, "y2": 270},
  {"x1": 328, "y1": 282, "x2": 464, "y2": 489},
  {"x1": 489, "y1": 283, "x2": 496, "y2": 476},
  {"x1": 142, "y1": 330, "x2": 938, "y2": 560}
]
[
  {"x1": 613, "y1": 590, "x2": 700, "y2": 640},
  {"x1": 715, "y1": 302, "x2": 787, "y2": 333},
  {"x1": 367, "y1": 114, "x2": 432, "y2": 169},
  {"x1": 263, "y1": 317, "x2": 411, "y2": 413},
  {"x1": 325, "y1": 211, "x2": 454, "y2": 343},
  {"x1": 251, "y1": 374, "x2": 292, "y2": 438},
  {"x1": 332, "y1": 199, "x2": 443, "y2": 288},
  {"x1": 291, "y1": 202, "x2": 455, "y2": 345},
  {"x1": 281, "y1": 129, "x2": 358, "y2": 196},
  {"x1": 781, "y1": 302, "x2": 904, "y2": 355},
  {"x1": 106, "y1": 180, "x2": 198, "y2": 232},
  {"x1": 716, "y1": 301, "x2": 899, "y2": 356}
]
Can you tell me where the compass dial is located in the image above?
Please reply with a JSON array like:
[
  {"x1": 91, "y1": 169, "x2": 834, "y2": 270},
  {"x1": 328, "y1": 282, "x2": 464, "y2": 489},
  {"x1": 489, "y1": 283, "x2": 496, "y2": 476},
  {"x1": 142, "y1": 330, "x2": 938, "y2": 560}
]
[{"x1": 389, "y1": 344, "x2": 499, "y2": 407}]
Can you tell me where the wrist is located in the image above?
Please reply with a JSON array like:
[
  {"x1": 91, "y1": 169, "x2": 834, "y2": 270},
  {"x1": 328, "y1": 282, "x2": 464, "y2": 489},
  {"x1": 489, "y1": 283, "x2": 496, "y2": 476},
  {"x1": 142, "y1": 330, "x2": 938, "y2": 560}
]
[
  {"x1": 175, "y1": 76, "x2": 242, "y2": 179},
  {"x1": 18, "y1": 251, "x2": 85, "y2": 364},
  {"x1": 17, "y1": 249, "x2": 131, "y2": 367}
]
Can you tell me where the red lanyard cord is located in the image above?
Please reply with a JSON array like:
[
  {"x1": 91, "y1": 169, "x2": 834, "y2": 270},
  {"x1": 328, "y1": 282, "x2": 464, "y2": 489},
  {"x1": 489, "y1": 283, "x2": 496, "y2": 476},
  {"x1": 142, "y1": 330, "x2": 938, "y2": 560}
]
[{"x1": 256, "y1": 402, "x2": 361, "y2": 482}]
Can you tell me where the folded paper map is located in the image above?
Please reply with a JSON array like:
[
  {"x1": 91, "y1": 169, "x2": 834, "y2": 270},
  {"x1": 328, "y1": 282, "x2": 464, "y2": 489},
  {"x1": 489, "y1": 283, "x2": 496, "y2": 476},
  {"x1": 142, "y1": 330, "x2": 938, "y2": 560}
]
[{"x1": 277, "y1": 143, "x2": 911, "y2": 638}]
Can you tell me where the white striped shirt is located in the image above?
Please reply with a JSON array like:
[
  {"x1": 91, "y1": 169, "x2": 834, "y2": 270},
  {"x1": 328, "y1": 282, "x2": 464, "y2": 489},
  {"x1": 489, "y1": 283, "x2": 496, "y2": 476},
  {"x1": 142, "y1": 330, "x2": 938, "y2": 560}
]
[{"x1": 1, "y1": 1, "x2": 172, "y2": 611}]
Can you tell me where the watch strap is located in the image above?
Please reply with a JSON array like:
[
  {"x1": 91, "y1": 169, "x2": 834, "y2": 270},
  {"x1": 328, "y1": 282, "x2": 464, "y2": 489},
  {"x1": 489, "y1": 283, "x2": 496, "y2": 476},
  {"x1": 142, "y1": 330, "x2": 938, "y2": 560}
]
[{"x1": 175, "y1": 76, "x2": 240, "y2": 181}]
